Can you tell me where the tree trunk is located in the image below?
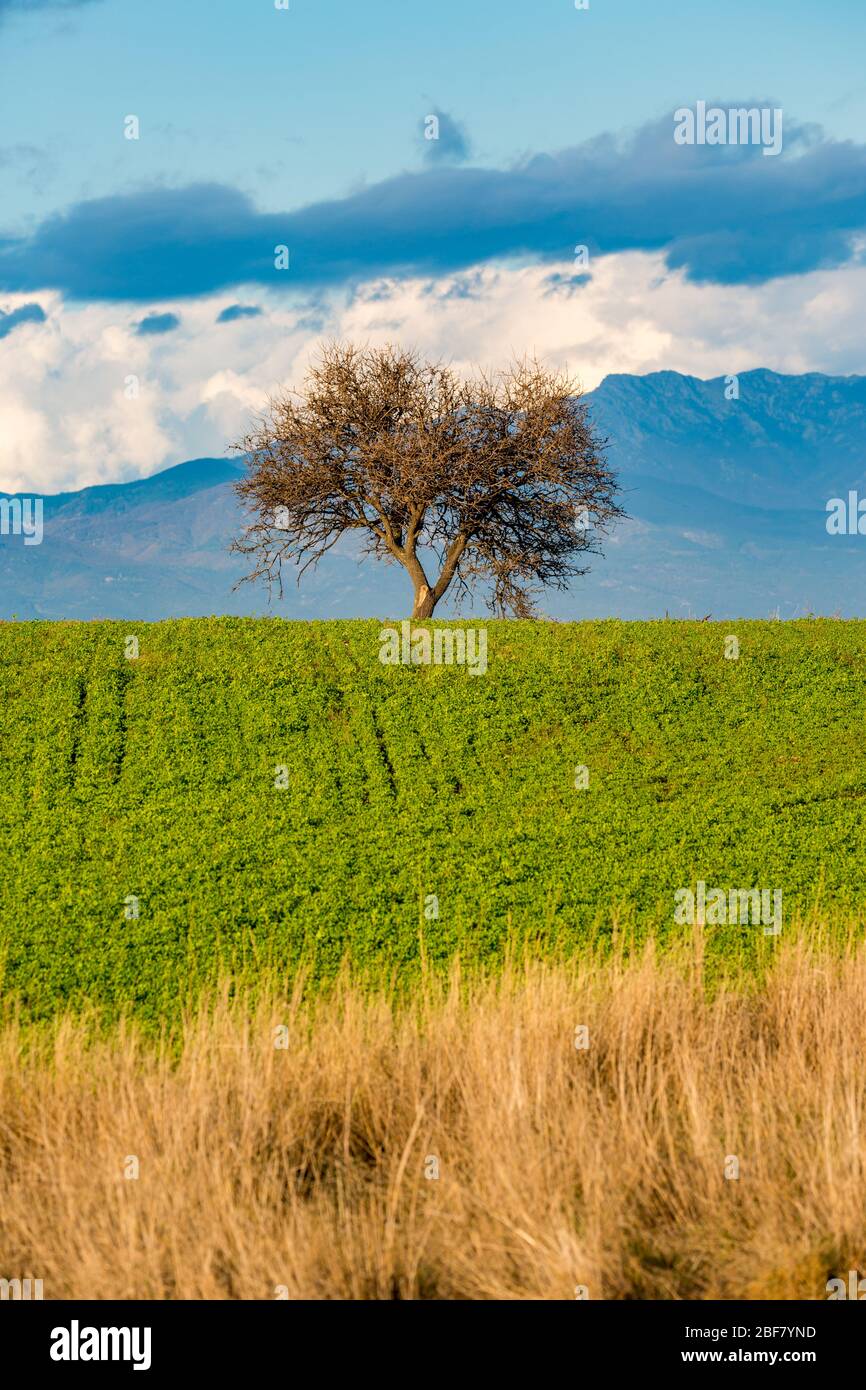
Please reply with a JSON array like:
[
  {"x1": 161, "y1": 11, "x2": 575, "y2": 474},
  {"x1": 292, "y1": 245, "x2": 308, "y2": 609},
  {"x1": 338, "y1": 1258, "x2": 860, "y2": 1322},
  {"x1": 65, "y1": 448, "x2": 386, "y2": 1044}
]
[{"x1": 412, "y1": 584, "x2": 437, "y2": 619}]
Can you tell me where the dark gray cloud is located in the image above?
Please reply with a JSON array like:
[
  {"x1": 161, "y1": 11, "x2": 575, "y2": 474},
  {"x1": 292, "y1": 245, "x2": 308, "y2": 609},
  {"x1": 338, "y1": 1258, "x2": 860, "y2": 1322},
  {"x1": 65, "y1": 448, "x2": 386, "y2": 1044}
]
[
  {"x1": 1, "y1": 110, "x2": 864, "y2": 301},
  {"x1": 216, "y1": 304, "x2": 263, "y2": 323},
  {"x1": 421, "y1": 109, "x2": 471, "y2": 165},
  {"x1": 134, "y1": 311, "x2": 180, "y2": 336},
  {"x1": 0, "y1": 301, "x2": 46, "y2": 337}
]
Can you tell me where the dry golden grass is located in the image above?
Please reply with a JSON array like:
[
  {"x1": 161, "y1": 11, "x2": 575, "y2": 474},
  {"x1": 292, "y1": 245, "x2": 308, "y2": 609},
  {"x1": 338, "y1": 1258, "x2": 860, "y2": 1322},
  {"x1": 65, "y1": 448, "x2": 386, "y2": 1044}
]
[{"x1": 1, "y1": 940, "x2": 865, "y2": 1300}]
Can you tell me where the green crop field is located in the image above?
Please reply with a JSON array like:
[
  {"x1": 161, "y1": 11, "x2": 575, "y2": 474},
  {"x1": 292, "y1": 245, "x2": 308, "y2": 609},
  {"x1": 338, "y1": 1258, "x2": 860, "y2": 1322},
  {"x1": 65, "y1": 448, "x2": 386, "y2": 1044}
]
[{"x1": 2, "y1": 617, "x2": 865, "y2": 1024}]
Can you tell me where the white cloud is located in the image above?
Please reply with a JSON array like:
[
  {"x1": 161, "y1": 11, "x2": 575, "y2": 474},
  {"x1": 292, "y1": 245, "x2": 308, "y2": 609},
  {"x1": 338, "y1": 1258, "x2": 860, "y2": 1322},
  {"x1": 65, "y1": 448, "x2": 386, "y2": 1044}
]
[{"x1": 3, "y1": 251, "x2": 866, "y2": 493}]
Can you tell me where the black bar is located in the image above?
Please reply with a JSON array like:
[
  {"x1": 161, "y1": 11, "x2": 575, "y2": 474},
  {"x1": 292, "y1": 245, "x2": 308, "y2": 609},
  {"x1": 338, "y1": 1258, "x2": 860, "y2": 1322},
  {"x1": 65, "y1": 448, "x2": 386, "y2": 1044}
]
[{"x1": 3, "y1": 1298, "x2": 860, "y2": 1375}]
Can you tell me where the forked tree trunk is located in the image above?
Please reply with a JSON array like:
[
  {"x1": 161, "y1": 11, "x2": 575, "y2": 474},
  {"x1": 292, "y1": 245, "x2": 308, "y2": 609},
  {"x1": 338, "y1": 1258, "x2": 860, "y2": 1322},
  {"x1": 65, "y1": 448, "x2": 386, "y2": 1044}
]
[{"x1": 412, "y1": 584, "x2": 437, "y2": 619}]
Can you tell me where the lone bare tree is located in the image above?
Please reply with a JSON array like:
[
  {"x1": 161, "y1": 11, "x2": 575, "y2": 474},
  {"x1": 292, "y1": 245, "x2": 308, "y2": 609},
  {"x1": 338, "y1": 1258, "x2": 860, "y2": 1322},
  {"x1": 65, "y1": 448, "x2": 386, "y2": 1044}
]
[{"x1": 231, "y1": 342, "x2": 623, "y2": 618}]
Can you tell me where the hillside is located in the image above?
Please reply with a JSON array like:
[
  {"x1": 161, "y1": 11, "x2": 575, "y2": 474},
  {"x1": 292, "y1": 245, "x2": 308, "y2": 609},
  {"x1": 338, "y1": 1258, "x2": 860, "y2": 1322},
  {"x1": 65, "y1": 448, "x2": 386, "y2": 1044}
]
[
  {"x1": 3, "y1": 369, "x2": 866, "y2": 621},
  {"x1": 2, "y1": 617, "x2": 864, "y2": 1022}
]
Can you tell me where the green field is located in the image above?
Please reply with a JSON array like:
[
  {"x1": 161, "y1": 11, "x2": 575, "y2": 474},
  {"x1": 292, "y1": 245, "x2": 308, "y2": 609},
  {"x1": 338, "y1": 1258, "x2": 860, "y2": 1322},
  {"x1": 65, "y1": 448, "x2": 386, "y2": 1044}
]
[{"x1": 2, "y1": 617, "x2": 865, "y2": 1022}]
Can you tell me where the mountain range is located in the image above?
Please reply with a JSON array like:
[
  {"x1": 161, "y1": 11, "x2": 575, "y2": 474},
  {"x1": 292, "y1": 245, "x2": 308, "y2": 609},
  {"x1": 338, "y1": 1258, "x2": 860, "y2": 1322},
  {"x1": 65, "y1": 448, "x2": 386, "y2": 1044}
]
[{"x1": 2, "y1": 368, "x2": 865, "y2": 621}]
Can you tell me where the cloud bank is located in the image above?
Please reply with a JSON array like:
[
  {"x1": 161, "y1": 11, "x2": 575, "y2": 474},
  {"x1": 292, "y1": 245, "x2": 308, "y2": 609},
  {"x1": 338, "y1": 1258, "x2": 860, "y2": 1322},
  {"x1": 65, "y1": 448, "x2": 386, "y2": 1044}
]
[
  {"x1": 1, "y1": 112, "x2": 864, "y2": 301},
  {"x1": 4, "y1": 247, "x2": 866, "y2": 494}
]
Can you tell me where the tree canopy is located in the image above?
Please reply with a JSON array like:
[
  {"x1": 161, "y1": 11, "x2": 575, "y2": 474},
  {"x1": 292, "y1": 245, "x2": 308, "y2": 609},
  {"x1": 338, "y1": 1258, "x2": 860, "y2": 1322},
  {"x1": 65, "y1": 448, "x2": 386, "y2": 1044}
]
[{"x1": 232, "y1": 342, "x2": 624, "y2": 618}]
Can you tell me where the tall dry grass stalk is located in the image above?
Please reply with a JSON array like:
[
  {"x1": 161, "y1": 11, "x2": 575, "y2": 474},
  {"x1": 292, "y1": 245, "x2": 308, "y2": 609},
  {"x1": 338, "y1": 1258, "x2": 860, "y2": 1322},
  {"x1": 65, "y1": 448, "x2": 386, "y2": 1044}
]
[{"x1": 1, "y1": 940, "x2": 865, "y2": 1300}]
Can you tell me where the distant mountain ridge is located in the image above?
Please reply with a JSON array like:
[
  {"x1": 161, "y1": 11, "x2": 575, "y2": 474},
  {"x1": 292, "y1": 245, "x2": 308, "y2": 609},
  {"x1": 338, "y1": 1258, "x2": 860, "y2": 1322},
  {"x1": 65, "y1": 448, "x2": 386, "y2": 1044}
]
[
  {"x1": 590, "y1": 369, "x2": 866, "y2": 509},
  {"x1": 2, "y1": 368, "x2": 865, "y2": 620},
  {"x1": 42, "y1": 456, "x2": 247, "y2": 516}
]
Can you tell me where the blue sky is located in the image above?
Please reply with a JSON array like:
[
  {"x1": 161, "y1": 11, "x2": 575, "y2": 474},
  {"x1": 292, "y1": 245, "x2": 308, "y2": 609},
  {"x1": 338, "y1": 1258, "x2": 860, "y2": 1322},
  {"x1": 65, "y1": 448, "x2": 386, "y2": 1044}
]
[
  {"x1": 3, "y1": 0, "x2": 866, "y2": 231},
  {"x1": 1, "y1": 0, "x2": 866, "y2": 492}
]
